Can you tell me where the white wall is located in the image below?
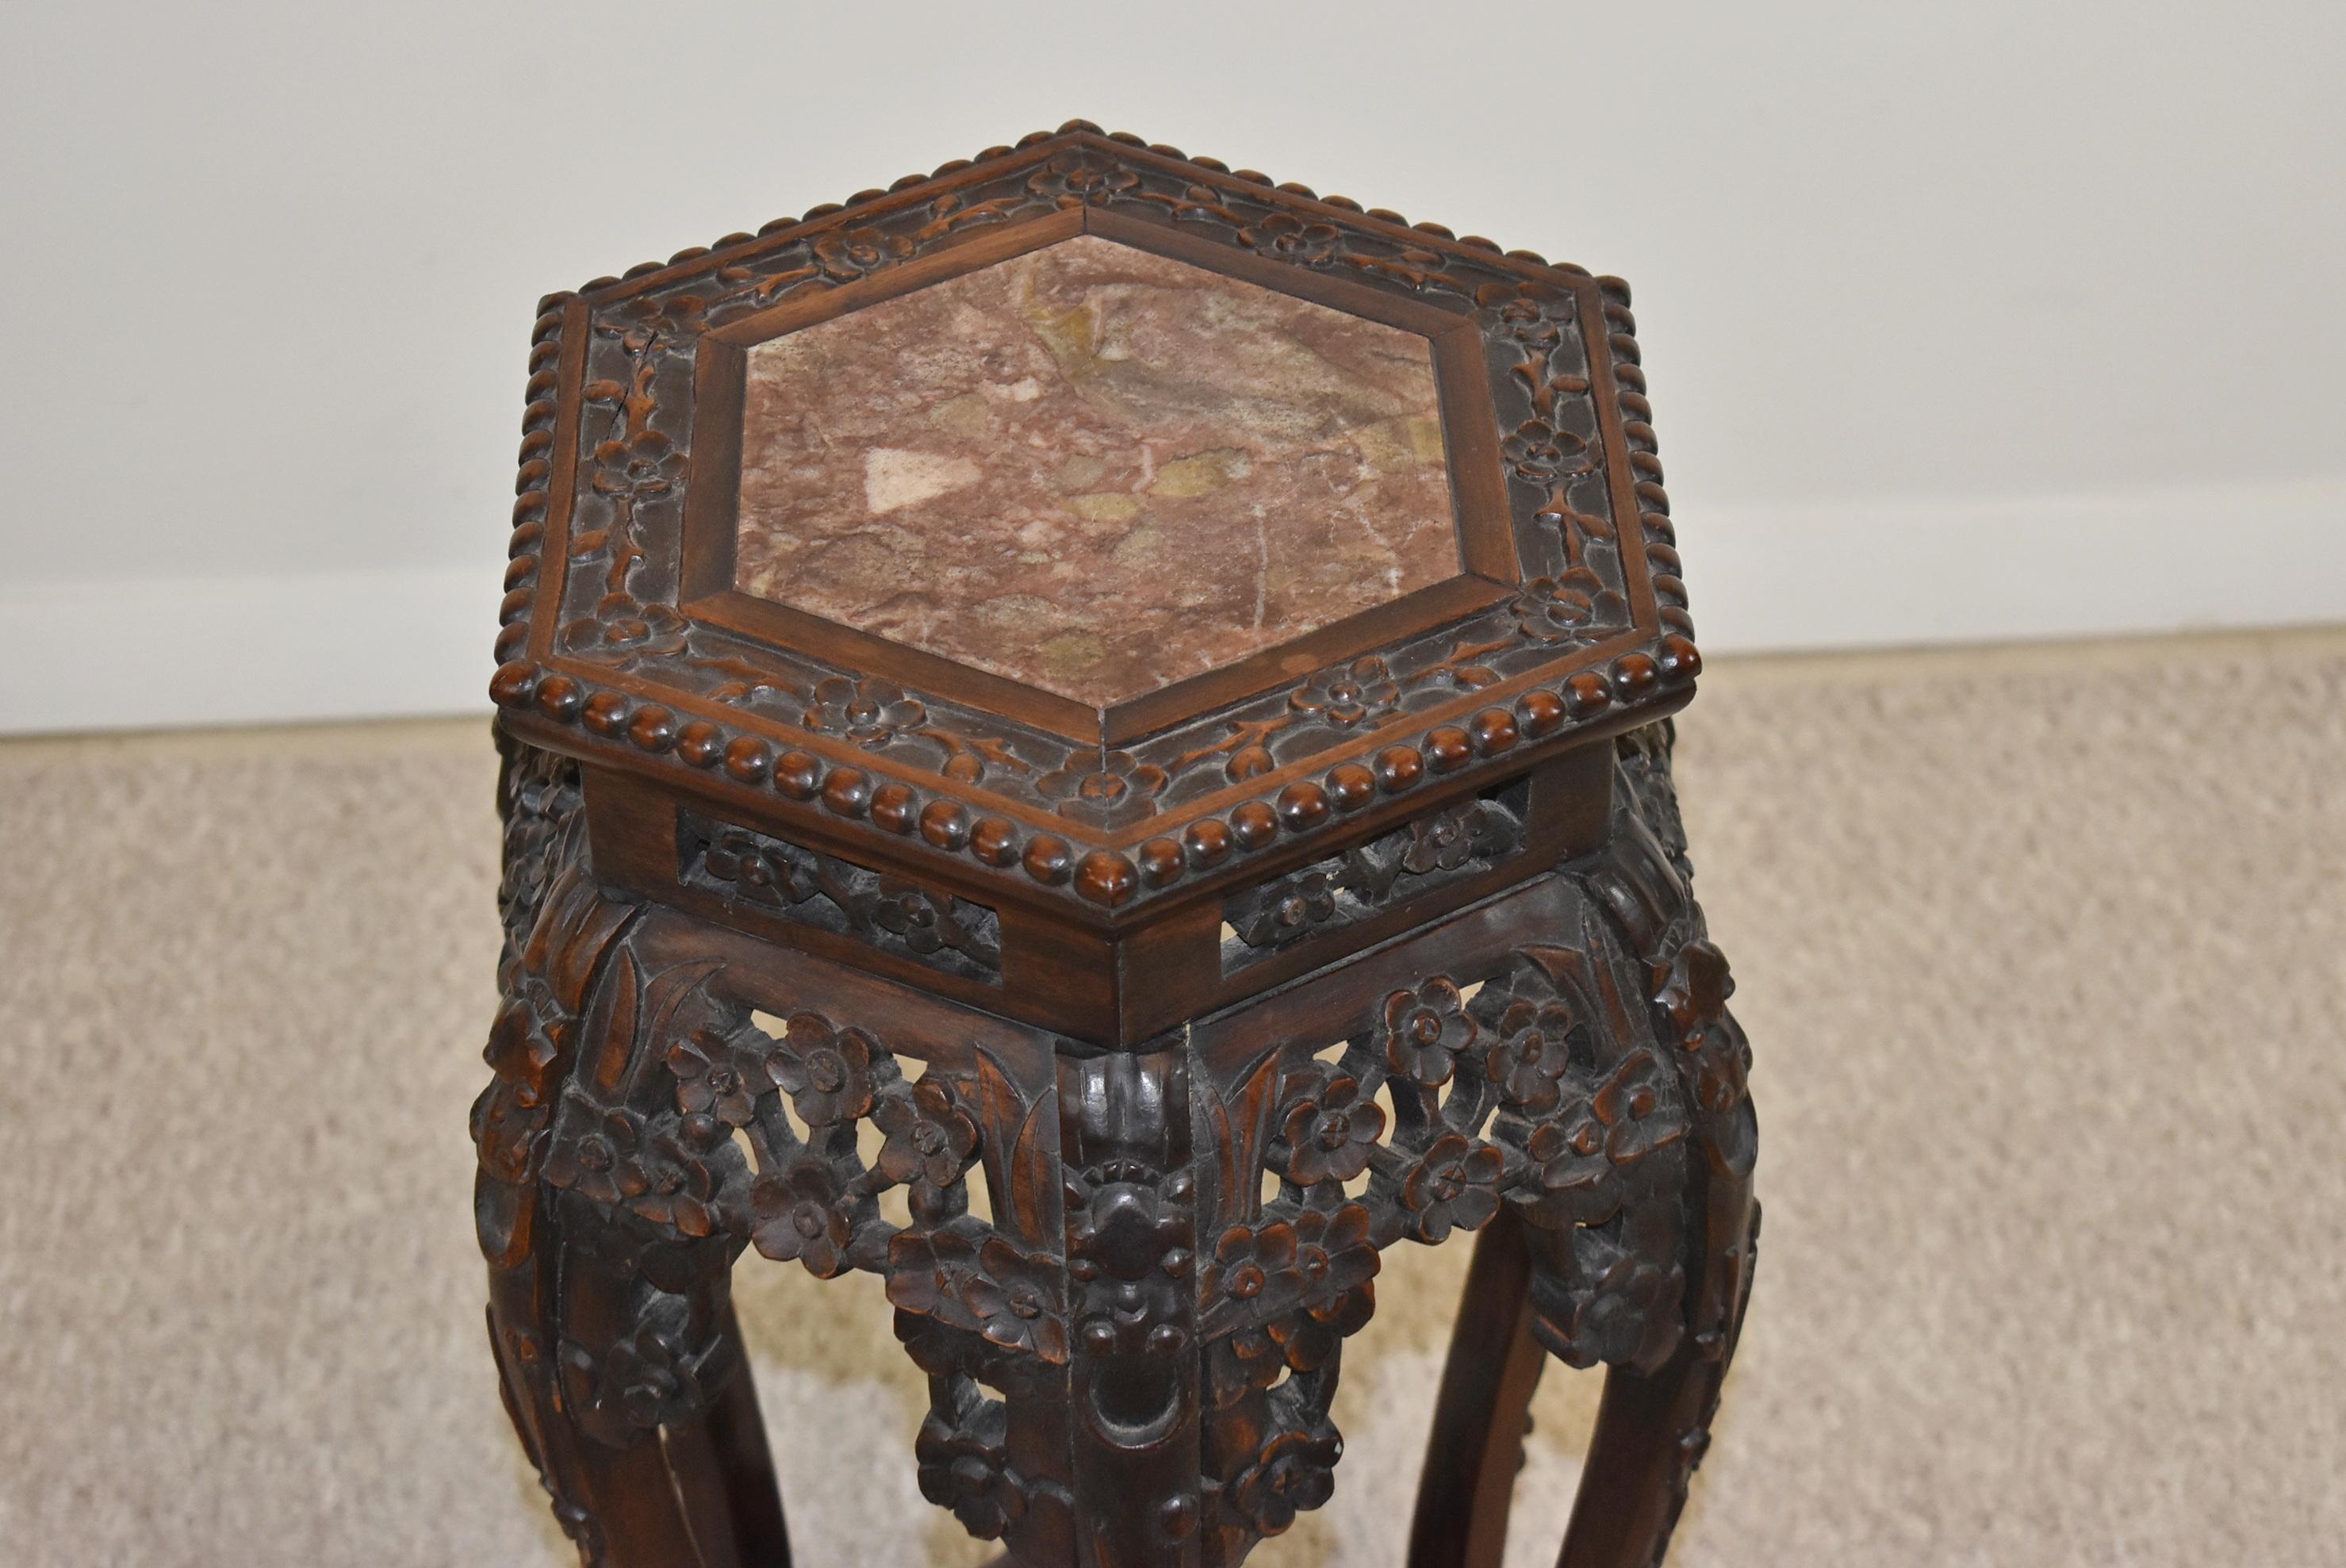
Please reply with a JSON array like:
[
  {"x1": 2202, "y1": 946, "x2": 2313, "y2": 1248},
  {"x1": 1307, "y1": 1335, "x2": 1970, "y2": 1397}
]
[{"x1": 2, "y1": 0, "x2": 2340, "y2": 731}]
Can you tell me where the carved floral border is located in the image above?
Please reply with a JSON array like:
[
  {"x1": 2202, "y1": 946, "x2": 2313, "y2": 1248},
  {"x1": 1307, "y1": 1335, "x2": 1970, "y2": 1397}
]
[{"x1": 490, "y1": 123, "x2": 1700, "y2": 911}]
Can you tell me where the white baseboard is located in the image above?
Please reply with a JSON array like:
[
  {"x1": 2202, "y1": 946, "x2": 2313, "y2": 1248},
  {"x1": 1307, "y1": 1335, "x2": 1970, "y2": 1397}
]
[
  {"x1": 1673, "y1": 477, "x2": 2346, "y2": 654},
  {"x1": 0, "y1": 567, "x2": 502, "y2": 735},
  {"x1": 3, "y1": 481, "x2": 2339, "y2": 735}
]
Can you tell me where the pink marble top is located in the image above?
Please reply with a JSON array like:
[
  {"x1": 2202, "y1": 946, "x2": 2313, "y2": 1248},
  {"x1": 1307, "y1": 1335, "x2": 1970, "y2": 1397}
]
[{"x1": 733, "y1": 235, "x2": 1459, "y2": 708}]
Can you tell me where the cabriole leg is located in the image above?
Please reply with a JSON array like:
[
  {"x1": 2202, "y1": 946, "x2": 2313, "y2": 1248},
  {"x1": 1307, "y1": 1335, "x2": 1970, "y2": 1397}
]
[
  {"x1": 474, "y1": 731, "x2": 791, "y2": 1565},
  {"x1": 1409, "y1": 723, "x2": 1758, "y2": 1568},
  {"x1": 1547, "y1": 723, "x2": 1758, "y2": 1567}
]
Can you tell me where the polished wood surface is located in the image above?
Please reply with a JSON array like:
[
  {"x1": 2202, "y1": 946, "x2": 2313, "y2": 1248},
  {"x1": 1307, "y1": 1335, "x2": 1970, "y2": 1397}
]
[{"x1": 473, "y1": 121, "x2": 1754, "y2": 1568}]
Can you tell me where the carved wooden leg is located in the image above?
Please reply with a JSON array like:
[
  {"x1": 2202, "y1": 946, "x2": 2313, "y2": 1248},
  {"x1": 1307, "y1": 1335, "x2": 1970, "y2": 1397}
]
[
  {"x1": 1554, "y1": 1196, "x2": 1757, "y2": 1568},
  {"x1": 482, "y1": 1179, "x2": 786, "y2": 1566},
  {"x1": 474, "y1": 733, "x2": 791, "y2": 1566},
  {"x1": 651, "y1": 1305, "x2": 793, "y2": 1567},
  {"x1": 1408, "y1": 1188, "x2": 1756, "y2": 1568},
  {"x1": 1543, "y1": 723, "x2": 1758, "y2": 1567},
  {"x1": 1405, "y1": 724, "x2": 1758, "y2": 1568},
  {"x1": 1408, "y1": 1209, "x2": 1550, "y2": 1568}
]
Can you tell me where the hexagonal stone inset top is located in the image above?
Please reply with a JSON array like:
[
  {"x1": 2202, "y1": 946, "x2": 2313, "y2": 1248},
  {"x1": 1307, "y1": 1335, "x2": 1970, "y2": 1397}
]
[{"x1": 733, "y1": 235, "x2": 1460, "y2": 708}]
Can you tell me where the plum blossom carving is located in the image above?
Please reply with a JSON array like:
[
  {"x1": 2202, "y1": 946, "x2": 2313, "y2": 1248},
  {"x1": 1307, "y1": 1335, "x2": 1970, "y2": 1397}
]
[
  {"x1": 1267, "y1": 1204, "x2": 1379, "y2": 1371},
  {"x1": 627, "y1": 1121, "x2": 735, "y2": 1238},
  {"x1": 1400, "y1": 1131, "x2": 1503, "y2": 1242},
  {"x1": 665, "y1": 1024, "x2": 782, "y2": 1126},
  {"x1": 1288, "y1": 656, "x2": 1401, "y2": 730},
  {"x1": 915, "y1": 1412, "x2": 1031, "y2": 1540},
  {"x1": 684, "y1": 821, "x2": 1004, "y2": 981},
  {"x1": 1208, "y1": 1322, "x2": 1287, "y2": 1409},
  {"x1": 599, "y1": 289, "x2": 707, "y2": 351},
  {"x1": 685, "y1": 818, "x2": 1002, "y2": 979},
  {"x1": 1477, "y1": 277, "x2": 1577, "y2": 348},
  {"x1": 595, "y1": 1295, "x2": 718, "y2": 1431},
  {"x1": 473, "y1": 995, "x2": 562, "y2": 1183},
  {"x1": 872, "y1": 1077, "x2": 979, "y2": 1190},
  {"x1": 542, "y1": 1092, "x2": 648, "y2": 1208},
  {"x1": 802, "y1": 676, "x2": 926, "y2": 746},
  {"x1": 749, "y1": 1151, "x2": 857, "y2": 1278},
  {"x1": 868, "y1": 878, "x2": 970, "y2": 956},
  {"x1": 592, "y1": 600, "x2": 689, "y2": 659},
  {"x1": 589, "y1": 428, "x2": 685, "y2": 500},
  {"x1": 1229, "y1": 1428, "x2": 1341, "y2": 1536},
  {"x1": 493, "y1": 745, "x2": 576, "y2": 945},
  {"x1": 1382, "y1": 979, "x2": 1477, "y2": 1086},
  {"x1": 1512, "y1": 567, "x2": 1627, "y2": 644},
  {"x1": 1500, "y1": 418, "x2": 1595, "y2": 483},
  {"x1": 1224, "y1": 787, "x2": 1528, "y2": 964},
  {"x1": 698, "y1": 827, "x2": 818, "y2": 903},
  {"x1": 1203, "y1": 1219, "x2": 1310, "y2": 1406},
  {"x1": 558, "y1": 1302, "x2": 719, "y2": 1447},
  {"x1": 884, "y1": 1225, "x2": 982, "y2": 1321},
  {"x1": 966, "y1": 1237, "x2": 1068, "y2": 1362},
  {"x1": 1203, "y1": 1221, "x2": 1305, "y2": 1311},
  {"x1": 1236, "y1": 211, "x2": 1342, "y2": 266},
  {"x1": 1232, "y1": 868, "x2": 1340, "y2": 949},
  {"x1": 1035, "y1": 749, "x2": 1168, "y2": 826},
  {"x1": 1654, "y1": 937, "x2": 1750, "y2": 1115},
  {"x1": 1280, "y1": 1072, "x2": 1386, "y2": 1187},
  {"x1": 1485, "y1": 968, "x2": 1689, "y2": 1228},
  {"x1": 1524, "y1": 1115, "x2": 1603, "y2": 1200},
  {"x1": 1520, "y1": 1065, "x2": 1689, "y2": 1220},
  {"x1": 1577, "y1": 1050, "x2": 1685, "y2": 1166},
  {"x1": 1548, "y1": 1252, "x2": 1684, "y2": 1371},
  {"x1": 1026, "y1": 148, "x2": 1139, "y2": 208},
  {"x1": 1400, "y1": 799, "x2": 1511, "y2": 875},
  {"x1": 1480, "y1": 994, "x2": 1579, "y2": 1114},
  {"x1": 811, "y1": 224, "x2": 913, "y2": 282},
  {"x1": 772, "y1": 1013, "x2": 876, "y2": 1125},
  {"x1": 1520, "y1": 1062, "x2": 1689, "y2": 1215}
]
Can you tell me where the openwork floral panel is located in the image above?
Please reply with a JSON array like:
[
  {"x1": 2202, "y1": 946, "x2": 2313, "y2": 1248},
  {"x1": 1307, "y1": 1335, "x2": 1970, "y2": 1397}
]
[{"x1": 476, "y1": 715, "x2": 1756, "y2": 1567}]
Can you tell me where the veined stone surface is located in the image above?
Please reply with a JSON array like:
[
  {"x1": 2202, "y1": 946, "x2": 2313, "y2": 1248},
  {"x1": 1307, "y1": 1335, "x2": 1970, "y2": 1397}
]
[{"x1": 734, "y1": 234, "x2": 1461, "y2": 708}]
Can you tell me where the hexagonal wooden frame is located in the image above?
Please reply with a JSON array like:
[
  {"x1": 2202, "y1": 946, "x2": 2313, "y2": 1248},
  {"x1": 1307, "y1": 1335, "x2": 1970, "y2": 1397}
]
[{"x1": 489, "y1": 121, "x2": 1701, "y2": 937}]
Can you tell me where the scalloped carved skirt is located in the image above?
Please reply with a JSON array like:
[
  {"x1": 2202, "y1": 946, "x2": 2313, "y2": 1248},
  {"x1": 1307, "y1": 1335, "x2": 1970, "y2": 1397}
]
[{"x1": 473, "y1": 720, "x2": 1756, "y2": 1568}]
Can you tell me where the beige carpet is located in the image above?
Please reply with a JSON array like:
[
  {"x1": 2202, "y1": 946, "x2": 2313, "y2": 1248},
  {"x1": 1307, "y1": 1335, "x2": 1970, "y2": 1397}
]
[{"x1": 2, "y1": 628, "x2": 2341, "y2": 1566}]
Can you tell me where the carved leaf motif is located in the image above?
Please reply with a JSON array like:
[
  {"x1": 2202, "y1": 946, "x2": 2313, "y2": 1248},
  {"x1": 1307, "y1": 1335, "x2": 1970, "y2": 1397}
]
[
  {"x1": 1001, "y1": 1077, "x2": 1055, "y2": 1244},
  {"x1": 578, "y1": 948, "x2": 642, "y2": 1095},
  {"x1": 972, "y1": 1052, "x2": 1051, "y2": 1242},
  {"x1": 1516, "y1": 943, "x2": 1584, "y2": 989},
  {"x1": 1209, "y1": 1052, "x2": 1285, "y2": 1229},
  {"x1": 538, "y1": 868, "x2": 634, "y2": 1011},
  {"x1": 630, "y1": 957, "x2": 725, "y2": 1086}
]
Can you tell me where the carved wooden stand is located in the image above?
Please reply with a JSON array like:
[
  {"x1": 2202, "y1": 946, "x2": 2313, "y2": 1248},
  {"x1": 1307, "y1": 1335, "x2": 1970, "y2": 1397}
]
[{"x1": 473, "y1": 122, "x2": 1756, "y2": 1567}]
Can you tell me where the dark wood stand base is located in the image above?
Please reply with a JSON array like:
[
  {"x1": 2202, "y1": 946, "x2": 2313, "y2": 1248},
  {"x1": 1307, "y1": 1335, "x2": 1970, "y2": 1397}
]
[{"x1": 474, "y1": 721, "x2": 1755, "y2": 1567}]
